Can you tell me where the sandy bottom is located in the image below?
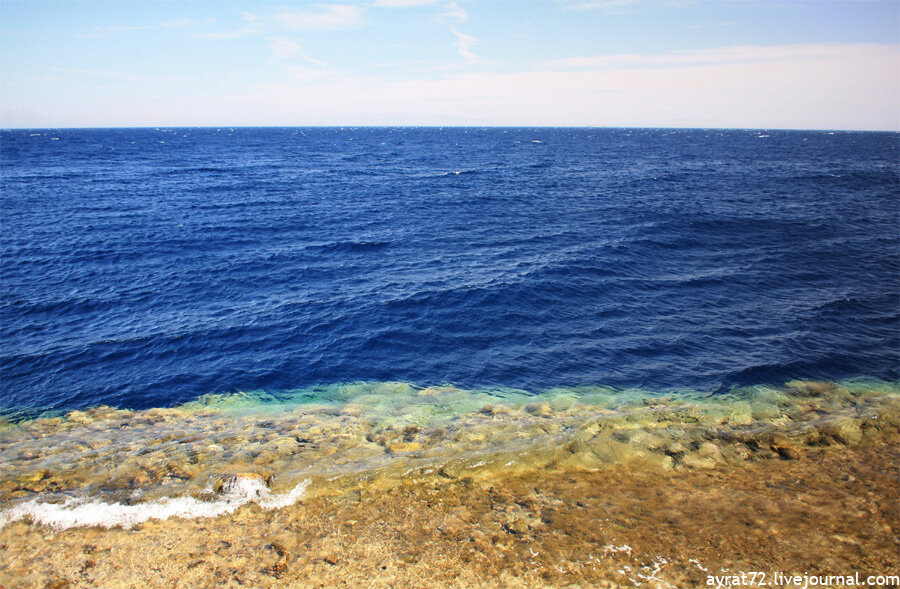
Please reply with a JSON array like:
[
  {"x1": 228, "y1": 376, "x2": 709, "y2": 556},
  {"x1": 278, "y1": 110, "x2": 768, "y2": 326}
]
[{"x1": 2, "y1": 439, "x2": 898, "y2": 589}]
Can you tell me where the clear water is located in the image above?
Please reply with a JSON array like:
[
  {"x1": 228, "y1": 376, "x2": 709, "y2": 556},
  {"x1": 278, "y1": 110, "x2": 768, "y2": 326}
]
[{"x1": 2, "y1": 127, "x2": 897, "y2": 417}]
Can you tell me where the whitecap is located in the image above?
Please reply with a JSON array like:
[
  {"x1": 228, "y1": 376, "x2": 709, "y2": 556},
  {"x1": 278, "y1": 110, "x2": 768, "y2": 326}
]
[{"x1": 0, "y1": 476, "x2": 310, "y2": 531}]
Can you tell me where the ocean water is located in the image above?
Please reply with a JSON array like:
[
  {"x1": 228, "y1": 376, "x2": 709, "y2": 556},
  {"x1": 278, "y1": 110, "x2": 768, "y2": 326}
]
[
  {"x1": 2, "y1": 127, "x2": 900, "y2": 528},
  {"x1": 2, "y1": 127, "x2": 898, "y2": 416}
]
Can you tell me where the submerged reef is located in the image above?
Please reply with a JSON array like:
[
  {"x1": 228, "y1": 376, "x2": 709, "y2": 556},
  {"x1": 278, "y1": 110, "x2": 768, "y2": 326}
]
[{"x1": 0, "y1": 379, "x2": 897, "y2": 530}]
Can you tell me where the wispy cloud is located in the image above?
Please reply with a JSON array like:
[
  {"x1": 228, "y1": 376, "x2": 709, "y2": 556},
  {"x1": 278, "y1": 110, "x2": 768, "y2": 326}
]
[
  {"x1": 439, "y1": 2, "x2": 468, "y2": 22},
  {"x1": 88, "y1": 18, "x2": 216, "y2": 35},
  {"x1": 371, "y1": 0, "x2": 464, "y2": 19},
  {"x1": 208, "y1": 42, "x2": 899, "y2": 129},
  {"x1": 269, "y1": 38, "x2": 303, "y2": 60},
  {"x1": 535, "y1": 43, "x2": 892, "y2": 71},
  {"x1": 452, "y1": 28, "x2": 478, "y2": 64},
  {"x1": 563, "y1": 0, "x2": 643, "y2": 12},
  {"x1": 372, "y1": 0, "x2": 441, "y2": 7},
  {"x1": 46, "y1": 67, "x2": 184, "y2": 83},
  {"x1": 48, "y1": 67, "x2": 145, "y2": 82},
  {"x1": 284, "y1": 64, "x2": 334, "y2": 82},
  {"x1": 8, "y1": 42, "x2": 897, "y2": 130},
  {"x1": 688, "y1": 21, "x2": 735, "y2": 29},
  {"x1": 562, "y1": 0, "x2": 692, "y2": 13},
  {"x1": 191, "y1": 28, "x2": 259, "y2": 40},
  {"x1": 272, "y1": 5, "x2": 364, "y2": 30},
  {"x1": 159, "y1": 18, "x2": 216, "y2": 29},
  {"x1": 192, "y1": 11, "x2": 266, "y2": 38},
  {"x1": 371, "y1": 59, "x2": 434, "y2": 68},
  {"x1": 88, "y1": 24, "x2": 156, "y2": 34},
  {"x1": 268, "y1": 38, "x2": 329, "y2": 68}
]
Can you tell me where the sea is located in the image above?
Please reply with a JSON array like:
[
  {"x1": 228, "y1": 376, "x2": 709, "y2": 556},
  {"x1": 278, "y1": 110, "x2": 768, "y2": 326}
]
[{"x1": 0, "y1": 127, "x2": 898, "y2": 529}]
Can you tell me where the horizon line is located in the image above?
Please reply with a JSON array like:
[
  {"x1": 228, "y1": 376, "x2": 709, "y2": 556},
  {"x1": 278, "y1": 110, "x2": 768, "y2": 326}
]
[{"x1": 2, "y1": 125, "x2": 898, "y2": 133}]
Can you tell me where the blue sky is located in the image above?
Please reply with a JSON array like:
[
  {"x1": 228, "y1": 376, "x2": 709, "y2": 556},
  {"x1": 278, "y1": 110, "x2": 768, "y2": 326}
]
[{"x1": 1, "y1": 0, "x2": 898, "y2": 129}]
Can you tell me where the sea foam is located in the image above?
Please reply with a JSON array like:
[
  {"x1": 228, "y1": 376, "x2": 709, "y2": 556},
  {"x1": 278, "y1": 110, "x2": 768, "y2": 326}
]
[{"x1": 0, "y1": 475, "x2": 310, "y2": 530}]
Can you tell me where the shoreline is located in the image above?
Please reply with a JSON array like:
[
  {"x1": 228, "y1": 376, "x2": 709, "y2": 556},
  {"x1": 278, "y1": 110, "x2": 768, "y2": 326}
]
[
  {"x1": 2, "y1": 438, "x2": 898, "y2": 588},
  {"x1": 1, "y1": 380, "x2": 899, "y2": 527},
  {"x1": 1, "y1": 380, "x2": 899, "y2": 586}
]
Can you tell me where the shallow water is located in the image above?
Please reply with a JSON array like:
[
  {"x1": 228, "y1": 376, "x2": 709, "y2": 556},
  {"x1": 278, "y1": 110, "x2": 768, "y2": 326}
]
[
  {"x1": 2, "y1": 409, "x2": 899, "y2": 588},
  {"x1": 2, "y1": 379, "x2": 897, "y2": 530}
]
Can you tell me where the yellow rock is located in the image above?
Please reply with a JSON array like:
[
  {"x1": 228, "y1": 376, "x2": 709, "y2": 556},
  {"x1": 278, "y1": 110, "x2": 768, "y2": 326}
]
[
  {"x1": 66, "y1": 410, "x2": 89, "y2": 424},
  {"x1": 388, "y1": 442, "x2": 422, "y2": 453},
  {"x1": 525, "y1": 403, "x2": 552, "y2": 418}
]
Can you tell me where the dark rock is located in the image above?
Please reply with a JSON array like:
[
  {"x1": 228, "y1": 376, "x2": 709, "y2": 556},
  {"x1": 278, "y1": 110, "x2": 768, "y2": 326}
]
[{"x1": 776, "y1": 445, "x2": 801, "y2": 460}]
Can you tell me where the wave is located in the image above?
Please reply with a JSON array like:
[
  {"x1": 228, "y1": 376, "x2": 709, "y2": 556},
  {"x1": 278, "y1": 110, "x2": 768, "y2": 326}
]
[
  {"x1": 307, "y1": 240, "x2": 392, "y2": 253},
  {"x1": 0, "y1": 475, "x2": 309, "y2": 531},
  {"x1": 435, "y1": 169, "x2": 478, "y2": 177}
]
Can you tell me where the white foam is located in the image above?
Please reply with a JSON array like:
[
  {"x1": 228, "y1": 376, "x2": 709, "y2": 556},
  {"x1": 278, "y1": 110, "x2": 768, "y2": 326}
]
[{"x1": 0, "y1": 476, "x2": 310, "y2": 530}]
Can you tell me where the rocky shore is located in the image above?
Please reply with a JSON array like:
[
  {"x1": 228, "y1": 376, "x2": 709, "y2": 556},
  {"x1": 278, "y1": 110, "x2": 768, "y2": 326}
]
[
  {"x1": 1, "y1": 380, "x2": 898, "y2": 587},
  {"x1": 2, "y1": 439, "x2": 898, "y2": 588}
]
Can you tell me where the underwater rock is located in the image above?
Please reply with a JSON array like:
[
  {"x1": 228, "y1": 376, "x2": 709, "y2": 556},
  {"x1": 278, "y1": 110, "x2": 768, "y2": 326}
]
[
  {"x1": 697, "y1": 442, "x2": 721, "y2": 458},
  {"x1": 388, "y1": 442, "x2": 422, "y2": 453},
  {"x1": 776, "y1": 445, "x2": 801, "y2": 460},
  {"x1": 501, "y1": 513, "x2": 536, "y2": 535},
  {"x1": 20, "y1": 469, "x2": 49, "y2": 484},
  {"x1": 821, "y1": 419, "x2": 863, "y2": 445},
  {"x1": 680, "y1": 454, "x2": 718, "y2": 469},
  {"x1": 664, "y1": 442, "x2": 687, "y2": 458},
  {"x1": 129, "y1": 472, "x2": 151, "y2": 487},
  {"x1": 751, "y1": 402, "x2": 781, "y2": 420},
  {"x1": 340, "y1": 404, "x2": 365, "y2": 417},
  {"x1": 66, "y1": 411, "x2": 90, "y2": 425},
  {"x1": 549, "y1": 395, "x2": 575, "y2": 411},
  {"x1": 525, "y1": 403, "x2": 553, "y2": 418},
  {"x1": 213, "y1": 473, "x2": 267, "y2": 495},
  {"x1": 165, "y1": 462, "x2": 195, "y2": 480},
  {"x1": 787, "y1": 380, "x2": 836, "y2": 396}
]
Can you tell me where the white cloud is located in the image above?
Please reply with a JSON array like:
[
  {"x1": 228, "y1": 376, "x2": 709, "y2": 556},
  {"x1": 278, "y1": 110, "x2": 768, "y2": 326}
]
[
  {"x1": 241, "y1": 11, "x2": 262, "y2": 24},
  {"x1": 688, "y1": 21, "x2": 735, "y2": 30},
  {"x1": 5, "y1": 43, "x2": 897, "y2": 130},
  {"x1": 275, "y1": 5, "x2": 364, "y2": 30},
  {"x1": 91, "y1": 12, "x2": 260, "y2": 40},
  {"x1": 47, "y1": 68, "x2": 147, "y2": 82},
  {"x1": 563, "y1": 0, "x2": 691, "y2": 13},
  {"x1": 439, "y1": 2, "x2": 468, "y2": 21},
  {"x1": 202, "y1": 43, "x2": 899, "y2": 130},
  {"x1": 88, "y1": 24, "x2": 154, "y2": 34},
  {"x1": 373, "y1": 0, "x2": 441, "y2": 6},
  {"x1": 158, "y1": 18, "x2": 216, "y2": 29},
  {"x1": 284, "y1": 64, "x2": 334, "y2": 82},
  {"x1": 563, "y1": 0, "x2": 643, "y2": 12},
  {"x1": 452, "y1": 28, "x2": 478, "y2": 64},
  {"x1": 371, "y1": 59, "x2": 434, "y2": 68},
  {"x1": 191, "y1": 28, "x2": 259, "y2": 40},
  {"x1": 268, "y1": 38, "x2": 303, "y2": 60},
  {"x1": 268, "y1": 38, "x2": 329, "y2": 67},
  {"x1": 200, "y1": 6, "x2": 361, "y2": 38},
  {"x1": 536, "y1": 43, "x2": 896, "y2": 71},
  {"x1": 88, "y1": 18, "x2": 216, "y2": 35},
  {"x1": 43, "y1": 67, "x2": 185, "y2": 84}
]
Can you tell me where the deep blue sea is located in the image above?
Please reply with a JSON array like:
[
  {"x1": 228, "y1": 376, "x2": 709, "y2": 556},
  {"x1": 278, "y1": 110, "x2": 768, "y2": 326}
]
[{"x1": 1, "y1": 127, "x2": 898, "y2": 416}]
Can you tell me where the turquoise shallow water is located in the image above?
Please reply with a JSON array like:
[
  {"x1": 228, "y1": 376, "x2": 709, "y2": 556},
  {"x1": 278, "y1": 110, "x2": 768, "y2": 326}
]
[{"x1": 1, "y1": 378, "x2": 898, "y2": 530}]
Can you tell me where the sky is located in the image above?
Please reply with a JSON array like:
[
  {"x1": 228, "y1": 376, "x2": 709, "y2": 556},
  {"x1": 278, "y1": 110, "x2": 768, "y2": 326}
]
[{"x1": 1, "y1": 0, "x2": 898, "y2": 129}]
